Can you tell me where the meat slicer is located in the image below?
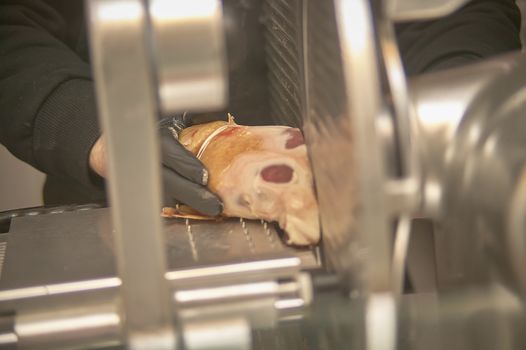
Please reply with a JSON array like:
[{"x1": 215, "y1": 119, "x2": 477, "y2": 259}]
[{"x1": 2, "y1": 0, "x2": 526, "y2": 349}]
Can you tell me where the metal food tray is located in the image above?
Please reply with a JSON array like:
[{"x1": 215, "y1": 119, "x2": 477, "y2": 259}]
[{"x1": 0, "y1": 207, "x2": 319, "y2": 302}]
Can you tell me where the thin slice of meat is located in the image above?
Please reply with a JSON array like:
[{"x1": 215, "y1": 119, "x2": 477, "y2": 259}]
[{"x1": 164, "y1": 116, "x2": 320, "y2": 246}]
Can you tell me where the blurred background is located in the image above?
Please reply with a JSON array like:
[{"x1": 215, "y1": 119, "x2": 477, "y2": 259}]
[{"x1": 0, "y1": 143, "x2": 45, "y2": 211}]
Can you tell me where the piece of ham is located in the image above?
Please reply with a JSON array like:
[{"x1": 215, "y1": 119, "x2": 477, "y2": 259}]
[{"x1": 162, "y1": 116, "x2": 320, "y2": 246}]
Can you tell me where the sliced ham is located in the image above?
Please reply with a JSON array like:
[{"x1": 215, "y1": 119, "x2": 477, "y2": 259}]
[{"x1": 163, "y1": 116, "x2": 320, "y2": 246}]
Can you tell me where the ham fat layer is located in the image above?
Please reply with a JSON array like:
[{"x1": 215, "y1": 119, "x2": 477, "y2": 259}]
[{"x1": 165, "y1": 118, "x2": 320, "y2": 246}]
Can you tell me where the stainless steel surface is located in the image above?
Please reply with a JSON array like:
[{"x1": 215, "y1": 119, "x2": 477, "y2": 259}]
[
  {"x1": 148, "y1": 0, "x2": 227, "y2": 113},
  {"x1": 386, "y1": 0, "x2": 470, "y2": 21},
  {"x1": 263, "y1": 0, "x2": 413, "y2": 302},
  {"x1": 264, "y1": 0, "x2": 304, "y2": 128},
  {"x1": 7, "y1": 1, "x2": 526, "y2": 349},
  {"x1": 86, "y1": 0, "x2": 176, "y2": 348},
  {"x1": 262, "y1": 3, "x2": 526, "y2": 347},
  {"x1": 177, "y1": 281, "x2": 278, "y2": 329},
  {"x1": 0, "y1": 208, "x2": 317, "y2": 294},
  {"x1": 405, "y1": 219, "x2": 438, "y2": 293},
  {"x1": 15, "y1": 302, "x2": 120, "y2": 350},
  {"x1": 410, "y1": 53, "x2": 519, "y2": 217},
  {"x1": 6, "y1": 277, "x2": 525, "y2": 350},
  {"x1": 409, "y1": 52, "x2": 526, "y2": 291},
  {"x1": 302, "y1": 0, "x2": 354, "y2": 281},
  {"x1": 0, "y1": 262, "x2": 310, "y2": 350},
  {"x1": 172, "y1": 259, "x2": 311, "y2": 328},
  {"x1": 392, "y1": 216, "x2": 411, "y2": 295},
  {"x1": 167, "y1": 257, "x2": 302, "y2": 282},
  {"x1": 377, "y1": 17, "x2": 420, "y2": 214},
  {"x1": 366, "y1": 293, "x2": 396, "y2": 350},
  {"x1": 508, "y1": 167, "x2": 526, "y2": 296},
  {"x1": 1, "y1": 266, "x2": 311, "y2": 335},
  {"x1": 183, "y1": 318, "x2": 250, "y2": 350},
  {"x1": 0, "y1": 279, "x2": 121, "y2": 303},
  {"x1": 251, "y1": 286, "x2": 526, "y2": 350},
  {"x1": 0, "y1": 312, "x2": 17, "y2": 349},
  {"x1": 376, "y1": 11, "x2": 419, "y2": 298},
  {"x1": 302, "y1": 0, "x2": 391, "y2": 293},
  {"x1": 0, "y1": 208, "x2": 115, "y2": 291},
  {"x1": 0, "y1": 242, "x2": 6, "y2": 280},
  {"x1": 0, "y1": 208, "x2": 316, "y2": 349},
  {"x1": 0, "y1": 286, "x2": 122, "y2": 350},
  {"x1": 398, "y1": 286, "x2": 526, "y2": 350}
]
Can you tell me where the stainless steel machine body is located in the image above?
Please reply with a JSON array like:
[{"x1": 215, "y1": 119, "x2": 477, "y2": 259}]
[
  {"x1": 0, "y1": 208, "x2": 318, "y2": 349},
  {"x1": 411, "y1": 53, "x2": 526, "y2": 294},
  {"x1": 2, "y1": 0, "x2": 526, "y2": 349}
]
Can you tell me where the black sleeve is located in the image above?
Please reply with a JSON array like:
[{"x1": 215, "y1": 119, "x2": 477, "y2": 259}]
[
  {"x1": 395, "y1": 0, "x2": 522, "y2": 76},
  {"x1": 0, "y1": 0, "x2": 101, "y2": 189}
]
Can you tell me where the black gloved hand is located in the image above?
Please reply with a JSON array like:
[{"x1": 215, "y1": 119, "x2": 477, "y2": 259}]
[{"x1": 159, "y1": 113, "x2": 223, "y2": 216}]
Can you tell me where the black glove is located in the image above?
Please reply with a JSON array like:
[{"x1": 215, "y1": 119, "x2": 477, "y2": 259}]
[{"x1": 159, "y1": 113, "x2": 223, "y2": 216}]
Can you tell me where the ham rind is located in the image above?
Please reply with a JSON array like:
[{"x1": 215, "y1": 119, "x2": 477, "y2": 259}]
[{"x1": 166, "y1": 117, "x2": 320, "y2": 246}]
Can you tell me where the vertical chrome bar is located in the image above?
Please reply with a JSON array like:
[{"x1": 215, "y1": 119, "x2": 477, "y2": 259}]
[
  {"x1": 365, "y1": 294, "x2": 396, "y2": 350},
  {"x1": 86, "y1": 1, "x2": 176, "y2": 349},
  {"x1": 334, "y1": 2, "x2": 397, "y2": 347},
  {"x1": 334, "y1": 0, "x2": 392, "y2": 293}
]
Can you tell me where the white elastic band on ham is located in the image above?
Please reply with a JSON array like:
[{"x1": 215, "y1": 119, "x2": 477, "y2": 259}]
[{"x1": 196, "y1": 125, "x2": 233, "y2": 159}]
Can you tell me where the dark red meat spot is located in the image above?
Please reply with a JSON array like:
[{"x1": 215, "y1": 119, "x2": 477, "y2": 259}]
[
  {"x1": 285, "y1": 129, "x2": 305, "y2": 149},
  {"x1": 261, "y1": 164, "x2": 293, "y2": 183}
]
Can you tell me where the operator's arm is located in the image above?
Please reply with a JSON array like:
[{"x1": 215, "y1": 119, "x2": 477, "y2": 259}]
[
  {"x1": 395, "y1": 0, "x2": 522, "y2": 76},
  {"x1": 0, "y1": 1, "x2": 222, "y2": 214},
  {"x1": 0, "y1": 0, "x2": 100, "y2": 189}
]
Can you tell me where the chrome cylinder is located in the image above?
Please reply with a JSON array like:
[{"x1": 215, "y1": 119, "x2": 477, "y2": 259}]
[
  {"x1": 409, "y1": 52, "x2": 526, "y2": 292},
  {"x1": 14, "y1": 303, "x2": 120, "y2": 350},
  {"x1": 148, "y1": 0, "x2": 227, "y2": 113},
  {"x1": 409, "y1": 54, "x2": 519, "y2": 217}
]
